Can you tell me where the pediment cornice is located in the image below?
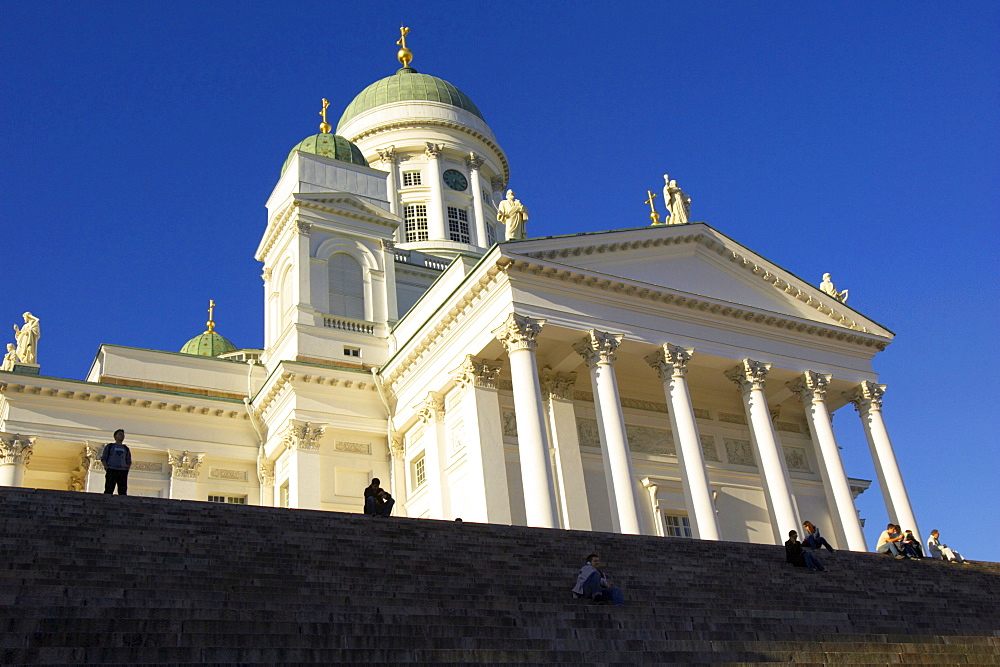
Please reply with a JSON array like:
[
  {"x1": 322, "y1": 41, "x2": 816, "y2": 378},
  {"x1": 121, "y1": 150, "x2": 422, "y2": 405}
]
[
  {"x1": 256, "y1": 194, "x2": 398, "y2": 262},
  {"x1": 253, "y1": 365, "x2": 379, "y2": 421},
  {"x1": 513, "y1": 226, "x2": 888, "y2": 338}
]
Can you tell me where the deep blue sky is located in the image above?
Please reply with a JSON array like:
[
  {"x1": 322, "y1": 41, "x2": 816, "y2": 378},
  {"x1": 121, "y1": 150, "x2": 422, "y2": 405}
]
[{"x1": 3, "y1": 2, "x2": 998, "y2": 560}]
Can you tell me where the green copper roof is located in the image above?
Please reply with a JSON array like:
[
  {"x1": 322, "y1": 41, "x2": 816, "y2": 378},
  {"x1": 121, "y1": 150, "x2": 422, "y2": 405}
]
[
  {"x1": 180, "y1": 331, "x2": 238, "y2": 358},
  {"x1": 281, "y1": 133, "x2": 368, "y2": 176},
  {"x1": 337, "y1": 68, "x2": 485, "y2": 131}
]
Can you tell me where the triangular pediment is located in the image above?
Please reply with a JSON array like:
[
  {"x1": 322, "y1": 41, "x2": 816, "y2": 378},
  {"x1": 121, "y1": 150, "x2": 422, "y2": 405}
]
[{"x1": 506, "y1": 224, "x2": 891, "y2": 337}]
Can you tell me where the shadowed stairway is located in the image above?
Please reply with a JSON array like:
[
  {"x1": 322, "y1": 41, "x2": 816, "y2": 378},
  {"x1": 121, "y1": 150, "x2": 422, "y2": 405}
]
[{"x1": 1, "y1": 487, "x2": 998, "y2": 664}]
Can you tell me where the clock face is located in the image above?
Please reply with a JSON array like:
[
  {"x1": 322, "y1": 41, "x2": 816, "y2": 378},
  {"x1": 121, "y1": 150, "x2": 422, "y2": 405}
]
[{"x1": 443, "y1": 169, "x2": 469, "y2": 191}]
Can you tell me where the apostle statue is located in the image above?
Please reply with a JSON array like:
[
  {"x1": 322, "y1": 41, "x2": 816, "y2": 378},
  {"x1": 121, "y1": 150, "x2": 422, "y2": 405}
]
[
  {"x1": 663, "y1": 174, "x2": 692, "y2": 225},
  {"x1": 497, "y1": 189, "x2": 528, "y2": 240},
  {"x1": 1, "y1": 343, "x2": 19, "y2": 371},
  {"x1": 820, "y1": 273, "x2": 849, "y2": 303},
  {"x1": 13, "y1": 312, "x2": 40, "y2": 365}
]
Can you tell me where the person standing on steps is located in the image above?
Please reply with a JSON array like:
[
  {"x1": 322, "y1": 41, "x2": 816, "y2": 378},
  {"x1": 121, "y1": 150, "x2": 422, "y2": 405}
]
[
  {"x1": 801, "y1": 521, "x2": 835, "y2": 552},
  {"x1": 100, "y1": 429, "x2": 132, "y2": 495},
  {"x1": 572, "y1": 554, "x2": 624, "y2": 605},
  {"x1": 785, "y1": 530, "x2": 825, "y2": 572}
]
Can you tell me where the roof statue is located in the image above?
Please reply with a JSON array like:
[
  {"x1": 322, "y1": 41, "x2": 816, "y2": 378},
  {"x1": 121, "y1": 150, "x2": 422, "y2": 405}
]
[
  {"x1": 498, "y1": 189, "x2": 528, "y2": 240},
  {"x1": 1, "y1": 343, "x2": 18, "y2": 371},
  {"x1": 13, "y1": 312, "x2": 39, "y2": 365},
  {"x1": 820, "y1": 273, "x2": 849, "y2": 303},
  {"x1": 645, "y1": 190, "x2": 662, "y2": 226},
  {"x1": 663, "y1": 174, "x2": 692, "y2": 225},
  {"x1": 318, "y1": 98, "x2": 331, "y2": 135},
  {"x1": 397, "y1": 26, "x2": 413, "y2": 69}
]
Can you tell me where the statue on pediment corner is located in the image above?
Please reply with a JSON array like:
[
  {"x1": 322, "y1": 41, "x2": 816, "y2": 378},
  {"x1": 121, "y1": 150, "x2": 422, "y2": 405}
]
[
  {"x1": 1, "y1": 343, "x2": 19, "y2": 371},
  {"x1": 497, "y1": 189, "x2": 528, "y2": 240},
  {"x1": 820, "y1": 273, "x2": 849, "y2": 303},
  {"x1": 13, "y1": 312, "x2": 40, "y2": 365},
  {"x1": 663, "y1": 174, "x2": 691, "y2": 225}
]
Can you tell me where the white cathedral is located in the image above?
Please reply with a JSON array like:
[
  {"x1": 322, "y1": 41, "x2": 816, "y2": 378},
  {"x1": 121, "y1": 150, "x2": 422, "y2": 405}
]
[{"x1": 0, "y1": 32, "x2": 922, "y2": 550}]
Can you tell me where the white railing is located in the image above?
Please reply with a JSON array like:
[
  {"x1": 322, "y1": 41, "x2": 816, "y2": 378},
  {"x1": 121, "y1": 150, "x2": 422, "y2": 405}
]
[{"x1": 322, "y1": 315, "x2": 375, "y2": 334}]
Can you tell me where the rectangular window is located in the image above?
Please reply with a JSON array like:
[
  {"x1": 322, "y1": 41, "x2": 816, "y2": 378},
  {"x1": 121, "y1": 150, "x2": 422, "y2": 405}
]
[
  {"x1": 413, "y1": 456, "x2": 426, "y2": 488},
  {"x1": 663, "y1": 514, "x2": 693, "y2": 538},
  {"x1": 482, "y1": 189, "x2": 492, "y2": 206},
  {"x1": 402, "y1": 171, "x2": 422, "y2": 187},
  {"x1": 447, "y1": 206, "x2": 470, "y2": 243},
  {"x1": 208, "y1": 495, "x2": 247, "y2": 504},
  {"x1": 486, "y1": 222, "x2": 497, "y2": 246},
  {"x1": 404, "y1": 204, "x2": 428, "y2": 242},
  {"x1": 344, "y1": 346, "x2": 361, "y2": 358}
]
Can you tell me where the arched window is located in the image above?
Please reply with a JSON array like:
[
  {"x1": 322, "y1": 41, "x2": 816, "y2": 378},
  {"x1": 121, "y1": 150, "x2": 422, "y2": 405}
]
[{"x1": 328, "y1": 253, "x2": 364, "y2": 319}]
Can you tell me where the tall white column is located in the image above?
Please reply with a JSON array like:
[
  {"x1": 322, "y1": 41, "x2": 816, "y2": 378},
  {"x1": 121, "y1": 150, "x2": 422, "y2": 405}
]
[
  {"x1": 466, "y1": 152, "x2": 488, "y2": 247},
  {"x1": 377, "y1": 146, "x2": 399, "y2": 217},
  {"x1": 493, "y1": 313, "x2": 559, "y2": 529},
  {"x1": 574, "y1": 330, "x2": 642, "y2": 535},
  {"x1": 789, "y1": 372, "x2": 867, "y2": 551},
  {"x1": 380, "y1": 239, "x2": 399, "y2": 324},
  {"x1": 541, "y1": 369, "x2": 592, "y2": 530},
  {"x1": 846, "y1": 381, "x2": 922, "y2": 547},
  {"x1": 453, "y1": 356, "x2": 512, "y2": 524},
  {"x1": 282, "y1": 421, "x2": 325, "y2": 510},
  {"x1": 0, "y1": 433, "x2": 34, "y2": 487},
  {"x1": 167, "y1": 450, "x2": 205, "y2": 500},
  {"x1": 725, "y1": 359, "x2": 799, "y2": 543},
  {"x1": 424, "y1": 142, "x2": 447, "y2": 241},
  {"x1": 646, "y1": 345, "x2": 720, "y2": 541},
  {"x1": 416, "y1": 392, "x2": 450, "y2": 519}
]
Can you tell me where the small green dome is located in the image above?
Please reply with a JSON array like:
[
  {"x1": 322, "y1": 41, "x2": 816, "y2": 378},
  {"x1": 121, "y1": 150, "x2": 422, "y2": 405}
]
[
  {"x1": 337, "y1": 67, "x2": 485, "y2": 131},
  {"x1": 180, "y1": 331, "x2": 238, "y2": 357},
  {"x1": 281, "y1": 133, "x2": 368, "y2": 175}
]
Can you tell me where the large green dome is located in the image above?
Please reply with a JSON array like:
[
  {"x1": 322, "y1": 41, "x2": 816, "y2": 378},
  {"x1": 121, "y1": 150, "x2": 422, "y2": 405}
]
[
  {"x1": 281, "y1": 133, "x2": 368, "y2": 176},
  {"x1": 337, "y1": 67, "x2": 485, "y2": 131},
  {"x1": 180, "y1": 331, "x2": 237, "y2": 358}
]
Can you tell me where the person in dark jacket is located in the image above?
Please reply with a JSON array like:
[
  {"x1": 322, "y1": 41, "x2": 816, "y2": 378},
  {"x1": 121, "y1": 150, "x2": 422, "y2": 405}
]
[
  {"x1": 363, "y1": 479, "x2": 395, "y2": 517},
  {"x1": 100, "y1": 429, "x2": 132, "y2": 495},
  {"x1": 785, "y1": 530, "x2": 825, "y2": 571}
]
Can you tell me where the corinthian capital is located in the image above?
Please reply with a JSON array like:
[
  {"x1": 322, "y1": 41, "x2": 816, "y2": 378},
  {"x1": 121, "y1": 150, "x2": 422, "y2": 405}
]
[
  {"x1": 788, "y1": 370, "x2": 832, "y2": 403},
  {"x1": 0, "y1": 433, "x2": 34, "y2": 466},
  {"x1": 417, "y1": 392, "x2": 445, "y2": 424},
  {"x1": 493, "y1": 313, "x2": 545, "y2": 353},
  {"x1": 296, "y1": 220, "x2": 312, "y2": 235},
  {"x1": 282, "y1": 420, "x2": 326, "y2": 452},
  {"x1": 389, "y1": 434, "x2": 405, "y2": 459},
  {"x1": 645, "y1": 343, "x2": 694, "y2": 379},
  {"x1": 574, "y1": 330, "x2": 624, "y2": 367},
  {"x1": 846, "y1": 380, "x2": 886, "y2": 413},
  {"x1": 453, "y1": 355, "x2": 503, "y2": 390},
  {"x1": 465, "y1": 152, "x2": 485, "y2": 170},
  {"x1": 725, "y1": 359, "x2": 771, "y2": 394},
  {"x1": 257, "y1": 457, "x2": 275, "y2": 486},
  {"x1": 540, "y1": 368, "x2": 577, "y2": 401},
  {"x1": 376, "y1": 146, "x2": 396, "y2": 164},
  {"x1": 424, "y1": 142, "x2": 444, "y2": 158},
  {"x1": 167, "y1": 450, "x2": 205, "y2": 480}
]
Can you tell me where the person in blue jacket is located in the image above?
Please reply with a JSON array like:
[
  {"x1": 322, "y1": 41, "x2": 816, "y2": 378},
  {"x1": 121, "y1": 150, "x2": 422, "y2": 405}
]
[{"x1": 100, "y1": 429, "x2": 132, "y2": 495}]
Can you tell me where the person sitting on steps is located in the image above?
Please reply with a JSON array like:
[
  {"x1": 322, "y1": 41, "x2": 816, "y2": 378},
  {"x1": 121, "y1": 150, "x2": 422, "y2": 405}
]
[
  {"x1": 363, "y1": 478, "x2": 395, "y2": 517},
  {"x1": 927, "y1": 529, "x2": 967, "y2": 564},
  {"x1": 875, "y1": 523, "x2": 906, "y2": 558},
  {"x1": 572, "y1": 553, "x2": 624, "y2": 605},
  {"x1": 901, "y1": 529, "x2": 924, "y2": 558},
  {"x1": 785, "y1": 530, "x2": 825, "y2": 572},
  {"x1": 801, "y1": 520, "x2": 835, "y2": 552}
]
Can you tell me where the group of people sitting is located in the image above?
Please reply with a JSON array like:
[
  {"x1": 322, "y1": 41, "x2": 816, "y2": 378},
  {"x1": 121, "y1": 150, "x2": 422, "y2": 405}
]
[
  {"x1": 784, "y1": 520, "x2": 835, "y2": 572},
  {"x1": 786, "y1": 520, "x2": 968, "y2": 570}
]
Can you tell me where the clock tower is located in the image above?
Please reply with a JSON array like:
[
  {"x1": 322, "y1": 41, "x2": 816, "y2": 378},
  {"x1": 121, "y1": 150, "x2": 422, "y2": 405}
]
[{"x1": 336, "y1": 27, "x2": 509, "y2": 259}]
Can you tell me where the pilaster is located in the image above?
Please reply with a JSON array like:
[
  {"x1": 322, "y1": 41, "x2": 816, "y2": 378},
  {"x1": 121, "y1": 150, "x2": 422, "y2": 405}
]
[
  {"x1": 0, "y1": 432, "x2": 34, "y2": 487},
  {"x1": 416, "y1": 391, "x2": 448, "y2": 519},
  {"x1": 424, "y1": 142, "x2": 447, "y2": 240},
  {"x1": 167, "y1": 450, "x2": 205, "y2": 500},
  {"x1": 540, "y1": 368, "x2": 591, "y2": 530},
  {"x1": 466, "y1": 152, "x2": 488, "y2": 246},
  {"x1": 282, "y1": 420, "x2": 326, "y2": 510}
]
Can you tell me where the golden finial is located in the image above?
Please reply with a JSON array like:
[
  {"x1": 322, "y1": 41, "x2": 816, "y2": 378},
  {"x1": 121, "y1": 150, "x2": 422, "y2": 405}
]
[
  {"x1": 206, "y1": 299, "x2": 216, "y2": 333},
  {"x1": 318, "y1": 98, "x2": 331, "y2": 134},
  {"x1": 645, "y1": 190, "x2": 662, "y2": 225},
  {"x1": 397, "y1": 26, "x2": 413, "y2": 68}
]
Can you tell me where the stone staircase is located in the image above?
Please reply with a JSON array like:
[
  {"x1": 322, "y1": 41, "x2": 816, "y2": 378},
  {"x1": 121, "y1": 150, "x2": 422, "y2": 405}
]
[{"x1": 1, "y1": 487, "x2": 997, "y2": 665}]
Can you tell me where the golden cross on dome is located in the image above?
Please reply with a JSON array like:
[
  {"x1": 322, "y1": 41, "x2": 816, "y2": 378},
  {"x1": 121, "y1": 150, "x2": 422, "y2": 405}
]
[
  {"x1": 318, "y1": 98, "x2": 331, "y2": 134},
  {"x1": 206, "y1": 299, "x2": 216, "y2": 333},
  {"x1": 397, "y1": 26, "x2": 413, "y2": 68},
  {"x1": 645, "y1": 190, "x2": 662, "y2": 225}
]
